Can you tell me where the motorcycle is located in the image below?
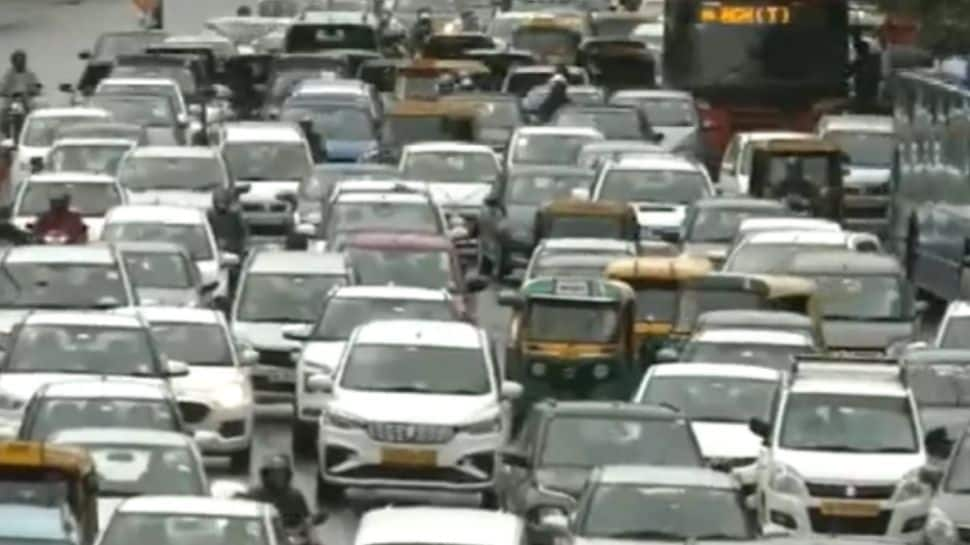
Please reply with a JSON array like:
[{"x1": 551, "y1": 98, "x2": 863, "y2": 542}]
[{"x1": 4, "y1": 92, "x2": 29, "y2": 142}]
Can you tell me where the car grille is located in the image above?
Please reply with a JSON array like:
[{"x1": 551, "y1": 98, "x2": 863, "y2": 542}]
[
  {"x1": 258, "y1": 349, "x2": 292, "y2": 368},
  {"x1": 178, "y1": 401, "x2": 210, "y2": 424},
  {"x1": 808, "y1": 508, "x2": 890, "y2": 534},
  {"x1": 805, "y1": 482, "x2": 896, "y2": 499},
  {"x1": 367, "y1": 422, "x2": 455, "y2": 444},
  {"x1": 242, "y1": 202, "x2": 290, "y2": 213}
]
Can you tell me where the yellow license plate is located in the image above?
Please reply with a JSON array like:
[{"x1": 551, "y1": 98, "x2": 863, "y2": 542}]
[
  {"x1": 380, "y1": 448, "x2": 437, "y2": 467},
  {"x1": 819, "y1": 500, "x2": 881, "y2": 518}
]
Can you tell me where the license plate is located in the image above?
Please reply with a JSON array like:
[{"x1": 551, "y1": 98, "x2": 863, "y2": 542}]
[
  {"x1": 380, "y1": 448, "x2": 437, "y2": 467},
  {"x1": 819, "y1": 500, "x2": 881, "y2": 518}
]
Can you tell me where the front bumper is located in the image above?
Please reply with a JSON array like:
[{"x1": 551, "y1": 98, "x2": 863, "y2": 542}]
[
  {"x1": 177, "y1": 397, "x2": 253, "y2": 454},
  {"x1": 764, "y1": 486, "x2": 928, "y2": 540},
  {"x1": 317, "y1": 421, "x2": 501, "y2": 491}
]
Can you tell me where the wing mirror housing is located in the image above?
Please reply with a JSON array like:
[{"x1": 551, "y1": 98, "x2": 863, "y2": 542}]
[
  {"x1": 500, "y1": 381, "x2": 523, "y2": 400},
  {"x1": 281, "y1": 324, "x2": 312, "y2": 341},
  {"x1": 0, "y1": 138, "x2": 15, "y2": 151},
  {"x1": 77, "y1": 51, "x2": 92, "y2": 60},
  {"x1": 165, "y1": 359, "x2": 190, "y2": 377},
  {"x1": 295, "y1": 223, "x2": 316, "y2": 237},
  {"x1": 496, "y1": 289, "x2": 524, "y2": 309},
  {"x1": 220, "y1": 252, "x2": 240, "y2": 268},
  {"x1": 655, "y1": 347, "x2": 679, "y2": 362},
  {"x1": 188, "y1": 104, "x2": 203, "y2": 118},
  {"x1": 500, "y1": 446, "x2": 530, "y2": 468},
  {"x1": 210, "y1": 479, "x2": 248, "y2": 499},
  {"x1": 239, "y1": 347, "x2": 259, "y2": 366},
  {"x1": 465, "y1": 273, "x2": 489, "y2": 293},
  {"x1": 306, "y1": 373, "x2": 334, "y2": 393},
  {"x1": 919, "y1": 464, "x2": 944, "y2": 488},
  {"x1": 924, "y1": 427, "x2": 953, "y2": 459},
  {"x1": 570, "y1": 187, "x2": 589, "y2": 200},
  {"x1": 276, "y1": 190, "x2": 298, "y2": 206},
  {"x1": 234, "y1": 183, "x2": 252, "y2": 195},
  {"x1": 29, "y1": 157, "x2": 44, "y2": 173},
  {"x1": 748, "y1": 417, "x2": 772, "y2": 440},
  {"x1": 192, "y1": 430, "x2": 220, "y2": 449},
  {"x1": 58, "y1": 83, "x2": 75, "y2": 94}
]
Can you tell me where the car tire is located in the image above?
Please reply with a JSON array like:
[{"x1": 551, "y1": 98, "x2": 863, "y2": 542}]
[
  {"x1": 291, "y1": 419, "x2": 318, "y2": 458},
  {"x1": 315, "y1": 471, "x2": 344, "y2": 505},
  {"x1": 229, "y1": 445, "x2": 252, "y2": 474}
]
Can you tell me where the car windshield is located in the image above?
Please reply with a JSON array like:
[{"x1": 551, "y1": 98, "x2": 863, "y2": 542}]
[
  {"x1": 824, "y1": 131, "x2": 894, "y2": 168},
  {"x1": 940, "y1": 317, "x2": 970, "y2": 349},
  {"x1": 73, "y1": 443, "x2": 203, "y2": 497},
  {"x1": 555, "y1": 110, "x2": 643, "y2": 140},
  {"x1": 640, "y1": 376, "x2": 778, "y2": 422},
  {"x1": 48, "y1": 145, "x2": 129, "y2": 175},
  {"x1": 906, "y1": 362, "x2": 970, "y2": 407},
  {"x1": 402, "y1": 152, "x2": 499, "y2": 184},
  {"x1": 686, "y1": 208, "x2": 783, "y2": 243},
  {"x1": 724, "y1": 243, "x2": 842, "y2": 273},
  {"x1": 118, "y1": 157, "x2": 225, "y2": 192},
  {"x1": 102, "y1": 223, "x2": 212, "y2": 261},
  {"x1": 18, "y1": 182, "x2": 122, "y2": 217},
  {"x1": 507, "y1": 173, "x2": 593, "y2": 205},
  {"x1": 281, "y1": 105, "x2": 375, "y2": 141},
  {"x1": 598, "y1": 169, "x2": 711, "y2": 204},
  {"x1": 808, "y1": 274, "x2": 905, "y2": 320},
  {"x1": 150, "y1": 323, "x2": 233, "y2": 366},
  {"x1": 94, "y1": 33, "x2": 167, "y2": 59},
  {"x1": 22, "y1": 117, "x2": 105, "y2": 147},
  {"x1": 341, "y1": 344, "x2": 490, "y2": 395},
  {"x1": 613, "y1": 97, "x2": 696, "y2": 127},
  {"x1": 513, "y1": 27, "x2": 578, "y2": 55},
  {"x1": 580, "y1": 484, "x2": 752, "y2": 539},
  {"x1": 5, "y1": 325, "x2": 156, "y2": 375},
  {"x1": 99, "y1": 514, "x2": 268, "y2": 545},
  {"x1": 0, "y1": 263, "x2": 129, "y2": 308},
  {"x1": 328, "y1": 202, "x2": 440, "y2": 235},
  {"x1": 680, "y1": 342, "x2": 813, "y2": 372},
  {"x1": 98, "y1": 84, "x2": 186, "y2": 110},
  {"x1": 27, "y1": 399, "x2": 177, "y2": 441},
  {"x1": 222, "y1": 142, "x2": 310, "y2": 181},
  {"x1": 779, "y1": 393, "x2": 917, "y2": 452},
  {"x1": 634, "y1": 287, "x2": 678, "y2": 322},
  {"x1": 675, "y1": 290, "x2": 765, "y2": 329},
  {"x1": 513, "y1": 134, "x2": 600, "y2": 165},
  {"x1": 540, "y1": 416, "x2": 701, "y2": 466},
  {"x1": 348, "y1": 248, "x2": 451, "y2": 290},
  {"x1": 121, "y1": 252, "x2": 192, "y2": 289},
  {"x1": 526, "y1": 300, "x2": 619, "y2": 343},
  {"x1": 393, "y1": 0, "x2": 458, "y2": 13},
  {"x1": 89, "y1": 96, "x2": 175, "y2": 127},
  {"x1": 237, "y1": 273, "x2": 346, "y2": 323},
  {"x1": 268, "y1": 70, "x2": 324, "y2": 103},
  {"x1": 312, "y1": 298, "x2": 455, "y2": 339}
]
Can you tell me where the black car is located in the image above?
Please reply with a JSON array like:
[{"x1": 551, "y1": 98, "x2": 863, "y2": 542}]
[
  {"x1": 498, "y1": 401, "x2": 704, "y2": 524},
  {"x1": 477, "y1": 165, "x2": 594, "y2": 278}
]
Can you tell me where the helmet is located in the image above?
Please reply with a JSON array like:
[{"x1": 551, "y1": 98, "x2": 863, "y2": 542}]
[
  {"x1": 10, "y1": 50, "x2": 25, "y2": 65},
  {"x1": 237, "y1": 5, "x2": 252, "y2": 15},
  {"x1": 49, "y1": 190, "x2": 70, "y2": 206},
  {"x1": 259, "y1": 454, "x2": 292, "y2": 490},
  {"x1": 212, "y1": 188, "x2": 232, "y2": 211}
]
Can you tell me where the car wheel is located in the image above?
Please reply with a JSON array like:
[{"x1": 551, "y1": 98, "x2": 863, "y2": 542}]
[
  {"x1": 291, "y1": 419, "x2": 318, "y2": 459},
  {"x1": 229, "y1": 445, "x2": 251, "y2": 474},
  {"x1": 315, "y1": 471, "x2": 344, "y2": 505}
]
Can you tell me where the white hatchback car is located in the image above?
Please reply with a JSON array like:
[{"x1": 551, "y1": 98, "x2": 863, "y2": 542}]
[
  {"x1": 355, "y1": 507, "x2": 525, "y2": 545},
  {"x1": 310, "y1": 319, "x2": 522, "y2": 503}
]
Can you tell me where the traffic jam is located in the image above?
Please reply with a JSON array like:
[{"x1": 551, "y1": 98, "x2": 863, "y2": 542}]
[{"x1": 0, "y1": 0, "x2": 967, "y2": 544}]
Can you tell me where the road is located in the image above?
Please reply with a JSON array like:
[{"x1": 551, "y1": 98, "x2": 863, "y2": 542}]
[{"x1": 0, "y1": 0, "x2": 512, "y2": 540}]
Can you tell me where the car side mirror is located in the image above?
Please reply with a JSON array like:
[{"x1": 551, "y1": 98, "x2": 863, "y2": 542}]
[
  {"x1": 210, "y1": 479, "x2": 248, "y2": 499},
  {"x1": 200, "y1": 280, "x2": 219, "y2": 294},
  {"x1": 213, "y1": 294, "x2": 231, "y2": 314},
  {"x1": 570, "y1": 187, "x2": 589, "y2": 200},
  {"x1": 655, "y1": 347, "x2": 679, "y2": 362},
  {"x1": 307, "y1": 373, "x2": 334, "y2": 393},
  {"x1": 536, "y1": 510, "x2": 570, "y2": 535},
  {"x1": 192, "y1": 430, "x2": 220, "y2": 449},
  {"x1": 281, "y1": 324, "x2": 312, "y2": 341},
  {"x1": 652, "y1": 132, "x2": 665, "y2": 143},
  {"x1": 914, "y1": 300, "x2": 929, "y2": 317},
  {"x1": 220, "y1": 252, "x2": 240, "y2": 268},
  {"x1": 211, "y1": 84, "x2": 232, "y2": 100},
  {"x1": 659, "y1": 230, "x2": 681, "y2": 244},
  {"x1": 77, "y1": 51, "x2": 91, "y2": 61},
  {"x1": 252, "y1": 83, "x2": 267, "y2": 95},
  {"x1": 310, "y1": 512, "x2": 329, "y2": 526},
  {"x1": 0, "y1": 138, "x2": 14, "y2": 151},
  {"x1": 166, "y1": 359, "x2": 190, "y2": 377},
  {"x1": 500, "y1": 446, "x2": 530, "y2": 468},
  {"x1": 500, "y1": 381, "x2": 523, "y2": 400},
  {"x1": 239, "y1": 347, "x2": 258, "y2": 366},
  {"x1": 29, "y1": 157, "x2": 44, "y2": 173},
  {"x1": 919, "y1": 464, "x2": 944, "y2": 488},
  {"x1": 701, "y1": 118, "x2": 719, "y2": 130},
  {"x1": 58, "y1": 83, "x2": 74, "y2": 94},
  {"x1": 188, "y1": 104, "x2": 203, "y2": 118},
  {"x1": 234, "y1": 183, "x2": 251, "y2": 195},
  {"x1": 177, "y1": 113, "x2": 190, "y2": 127},
  {"x1": 748, "y1": 417, "x2": 772, "y2": 440},
  {"x1": 496, "y1": 289, "x2": 523, "y2": 309},
  {"x1": 276, "y1": 190, "x2": 298, "y2": 206}
]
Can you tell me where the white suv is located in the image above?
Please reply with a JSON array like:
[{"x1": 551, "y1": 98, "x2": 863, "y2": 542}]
[
  {"x1": 747, "y1": 356, "x2": 931, "y2": 541},
  {"x1": 308, "y1": 319, "x2": 522, "y2": 503}
]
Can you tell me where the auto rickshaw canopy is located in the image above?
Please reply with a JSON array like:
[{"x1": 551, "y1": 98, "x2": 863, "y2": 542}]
[
  {"x1": 521, "y1": 276, "x2": 634, "y2": 304},
  {"x1": 0, "y1": 441, "x2": 94, "y2": 476},
  {"x1": 605, "y1": 255, "x2": 713, "y2": 283}
]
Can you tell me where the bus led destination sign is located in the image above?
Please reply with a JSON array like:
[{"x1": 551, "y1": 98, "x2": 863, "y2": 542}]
[{"x1": 700, "y1": 4, "x2": 792, "y2": 24}]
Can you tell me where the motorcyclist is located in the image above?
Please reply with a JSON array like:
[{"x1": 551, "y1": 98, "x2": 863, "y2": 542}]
[
  {"x1": 773, "y1": 158, "x2": 820, "y2": 214},
  {"x1": 410, "y1": 8, "x2": 433, "y2": 53},
  {"x1": 207, "y1": 188, "x2": 248, "y2": 293},
  {"x1": 298, "y1": 116, "x2": 326, "y2": 163},
  {"x1": 537, "y1": 73, "x2": 569, "y2": 124},
  {"x1": 0, "y1": 51, "x2": 41, "y2": 137},
  {"x1": 247, "y1": 455, "x2": 312, "y2": 530},
  {"x1": 849, "y1": 36, "x2": 880, "y2": 113},
  {"x1": 32, "y1": 192, "x2": 87, "y2": 244},
  {"x1": 0, "y1": 206, "x2": 31, "y2": 245}
]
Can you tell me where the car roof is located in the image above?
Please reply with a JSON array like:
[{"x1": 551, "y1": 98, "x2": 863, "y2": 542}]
[
  {"x1": 514, "y1": 126, "x2": 604, "y2": 137},
  {"x1": 539, "y1": 237, "x2": 635, "y2": 252},
  {"x1": 24, "y1": 172, "x2": 117, "y2": 184},
  {"x1": 595, "y1": 465, "x2": 738, "y2": 489},
  {"x1": 114, "y1": 241, "x2": 187, "y2": 254},
  {"x1": 742, "y1": 230, "x2": 853, "y2": 245},
  {"x1": 23, "y1": 311, "x2": 143, "y2": 328},
  {"x1": 4, "y1": 244, "x2": 116, "y2": 265},
  {"x1": 818, "y1": 114, "x2": 895, "y2": 134},
  {"x1": 50, "y1": 138, "x2": 135, "y2": 148},
  {"x1": 40, "y1": 379, "x2": 169, "y2": 399},
  {"x1": 106, "y1": 205, "x2": 205, "y2": 224},
  {"x1": 738, "y1": 131, "x2": 814, "y2": 143},
  {"x1": 126, "y1": 146, "x2": 221, "y2": 158},
  {"x1": 536, "y1": 253, "x2": 618, "y2": 267},
  {"x1": 902, "y1": 348, "x2": 970, "y2": 366},
  {"x1": 126, "y1": 306, "x2": 222, "y2": 324},
  {"x1": 650, "y1": 362, "x2": 783, "y2": 381},
  {"x1": 536, "y1": 400, "x2": 682, "y2": 419},
  {"x1": 115, "y1": 496, "x2": 265, "y2": 517},
  {"x1": 357, "y1": 507, "x2": 521, "y2": 545},
  {"x1": 737, "y1": 217, "x2": 841, "y2": 232},
  {"x1": 247, "y1": 251, "x2": 347, "y2": 274},
  {"x1": 335, "y1": 192, "x2": 431, "y2": 205},
  {"x1": 791, "y1": 365, "x2": 907, "y2": 397},
  {"x1": 354, "y1": 320, "x2": 481, "y2": 348},
  {"x1": 945, "y1": 300, "x2": 970, "y2": 318},
  {"x1": 49, "y1": 427, "x2": 191, "y2": 447},
  {"x1": 694, "y1": 328, "x2": 813, "y2": 346},
  {"x1": 346, "y1": 232, "x2": 452, "y2": 250},
  {"x1": 28, "y1": 107, "x2": 110, "y2": 119},
  {"x1": 580, "y1": 140, "x2": 664, "y2": 152},
  {"x1": 222, "y1": 122, "x2": 304, "y2": 143},
  {"x1": 608, "y1": 154, "x2": 704, "y2": 172},
  {"x1": 508, "y1": 164, "x2": 594, "y2": 177},
  {"x1": 698, "y1": 310, "x2": 813, "y2": 328},
  {"x1": 331, "y1": 285, "x2": 449, "y2": 301},
  {"x1": 611, "y1": 89, "x2": 693, "y2": 100},
  {"x1": 785, "y1": 250, "x2": 901, "y2": 276},
  {"x1": 404, "y1": 142, "x2": 496, "y2": 154},
  {"x1": 691, "y1": 197, "x2": 786, "y2": 210},
  {"x1": 99, "y1": 77, "x2": 177, "y2": 87}
]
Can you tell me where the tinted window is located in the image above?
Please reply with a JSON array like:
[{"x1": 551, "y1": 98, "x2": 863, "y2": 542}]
[
  {"x1": 341, "y1": 344, "x2": 490, "y2": 395},
  {"x1": 150, "y1": 323, "x2": 233, "y2": 366},
  {"x1": 19, "y1": 182, "x2": 122, "y2": 216},
  {"x1": 779, "y1": 393, "x2": 917, "y2": 452},
  {"x1": 237, "y1": 273, "x2": 347, "y2": 322},
  {"x1": 6, "y1": 325, "x2": 156, "y2": 375},
  {"x1": 118, "y1": 156, "x2": 225, "y2": 191},
  {"x1": 540, "y1": 416, "x2": 701, "y2": 466},
  {"x1": 103, "y1": 223, "x2": 212, "y2": 261},
  {"x1": 26, "y1": 399, "x2": 177, "y2": 440}
]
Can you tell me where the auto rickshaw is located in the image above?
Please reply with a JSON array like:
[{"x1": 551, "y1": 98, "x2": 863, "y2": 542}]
[
  {"x1": 534, "y1": 199, "x2": 639, "y2": 247},
  {"x1": 462, "y1": 48, "x2": 536, "y2": 90},
  {"x1": 748, "y1": 138, "x2": 848, "y2": 223},
  {"x1": 382, "y1": 99, "x2": 479, "y2": 162},
  {"x1": 511, "y1": 17, "x2": 584, "y2": 65},
  {"x1": 394, "y1": 59, "x2": 491, "y2": 99},
  {"x1": 754, "y1": 273, "x2": 826, "y2": 348},
  {"x1": 497, "y1": 276, "x2": 637, "y2": 421},
  {"x1": 604, "y1": 255, "x2": 713, "y2": 364},
  {"x1": 577, "y1": 38, "x2": 656, "y2": 91},
  {"x1": 0, "y1": 441, "x2": 98, "y2": 545}
]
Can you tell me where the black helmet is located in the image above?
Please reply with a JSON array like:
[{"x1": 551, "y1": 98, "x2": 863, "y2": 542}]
[
  {"x1": 10, "y1": 50, "x2": 25, "y2": 64},
  {"x1": 212, "y1": 187, "x2": 233, "y2": 210},
  {"x1": 237, "y1": 5, "x2": 252, "y2": 15},
  {"x1": 259, "y1": 454, "x2": 292, "y2": 489}
]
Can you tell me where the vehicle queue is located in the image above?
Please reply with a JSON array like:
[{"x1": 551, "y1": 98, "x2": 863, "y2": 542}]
[{"x1": 0, "y1": 1, "x2": 968, "y2": 545}]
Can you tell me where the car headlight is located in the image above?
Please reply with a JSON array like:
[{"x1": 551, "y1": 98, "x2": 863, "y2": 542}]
[
  {"x1": 770, "y1": 466, "x2": 807, "y2": 496},
  {"x1": 325, "y1": 408, "x2": 366, "y2": 430},
  {"x1": 895, "y1": 475, "x2": 930, "y2": 503},
  {"x1": 927, "y1": 507, "x2": 957, "y2": 545},
  {"x1": 215, "y1": 384, "x2": 247, "y2": 408},
  {"x1": 531, "y1": 362, "x2": 547, "y2": 377},
  {"x1": 462, "y1": 416, "x2": 501, "y2": 434}
]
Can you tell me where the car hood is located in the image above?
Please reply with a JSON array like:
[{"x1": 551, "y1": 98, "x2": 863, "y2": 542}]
[
  {"x1": 172, "y1": 365, "x2": 244, "y2": 397},
  {"x1": 239, "y1": 181, "x2": 300, "y2": 202},
  {"x1": 822, "y1": 319, "x2": 914, "y2": 351},
  {"x1": 776, "y1": 449, "x2": 924, "y2": 482},
  {"x1": 146, "y1": 126, "x2": 180, "y2": 146},
  {"x1": 693, "y1": 421, "x2": 762, "y2": 460},
  {"x1": 634, "y1": 202, "x2": 687, "y2": 230},
  {"x1": 233, "y1": 322, "x2": 303, "y2": 350},
  {"x1": 845, "y1": 167, "x2": 891, "y2": 186},
  {"x1": 933, "y1": 492, "x2": 970, "y2": 526},
  {"x1": 426, "y1": 182, "x2": 492, "y2": 208},
  {"x1": 325, "y1": 139, "x2": 376, "y2": 162},
  {"x1": 15, "y1": 216, "x2": 105, "y2": 240},
  {"x1": 919, "y1": 407, "x2": 970, "y2": 441},
  {"x1": 136, "y1": 287, "x2": 200, "y2": 308},
  {"x1": 301, "y1": 341, "x2": 346, "y2": 373},
  {"x1": 126, "y1": 190, "x2": 212, "y2": 210},
  {"x1": 331, "y1": 390, "x2": 498, "y2": 425},
  {"x1": 535, "y1": 466, "x2": 592, "y2": 497}
]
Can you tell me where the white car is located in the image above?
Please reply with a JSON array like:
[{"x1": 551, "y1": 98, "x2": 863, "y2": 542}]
[
  {"x1": 232, "y1": 251, "x2": 352, "y2": 403},
  {"x1": 95, "y1": 77, "x2": 193, "y2": 128},
  {"x1": 732, "y1": 216, "x2": 842, "y2": 249},
  {"x1": 5, "y1": 107, "x2": 111, "y2": 193},
  {"x1": 590, "y1": 153, "x2": 714, "y2": 242},
  {"x1": 633, "y1": 363, "x2": 784, "y2": 468},
  {"x1": 930, "y1": 299, "x2": 970, "y2": 349},
  {"x1": 119, "y1": 306, "x2": 258, "y2": 472},
  {"x1": 283, "y1": 285, "x2": 464, "y2": 455},
  {"x1": 12, "y1": 172, "x2": 126, "y2": 241},
  {"x1": 719, "y1": 131, "x2": 813, "y2": 194},
  {"x1": 722, "y1": 229, "x2": 882, "y2": 273},
  {"x1": 0, "y1": 311, "x2": 188, "y2": 438},
  {"x1": 506, "y1": 126, "x2": 604, "y2": 169},
  {"x1": 45, "y1": 137, "x2": 137, "y2": 176},
  {"x1": 310, "y1": 319, "x2": 522, "y2": 502},
  {"x1": 667, "y1": 327, "x2": 817, "y2": 371},
  {"x1": 100, "y1": 205, "x2": 238, "y2": 298},
  {"x1": 115, "y1": 241, "x2": 210, "y2": 307},
  {"x1": 117, "y1": 146, "x2": 235, "y2": 210},
  {"x1": 354, "y1": 507, "x2": 525, "y2": 545},
  {"x1": 749, "y1": 357, "x2": 931, "y2": 540}
]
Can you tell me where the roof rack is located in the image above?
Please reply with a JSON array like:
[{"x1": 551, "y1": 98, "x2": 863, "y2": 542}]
[{"x1": 789, "y1": 354, "x2": 905, "y2": 386}]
